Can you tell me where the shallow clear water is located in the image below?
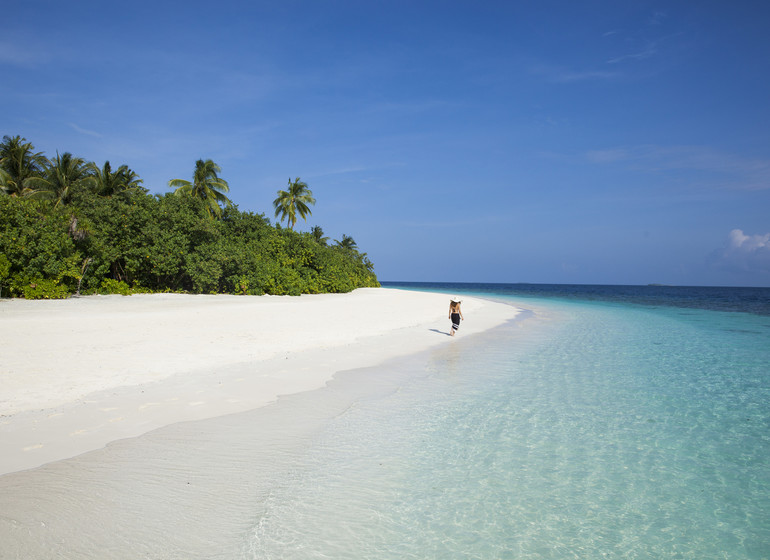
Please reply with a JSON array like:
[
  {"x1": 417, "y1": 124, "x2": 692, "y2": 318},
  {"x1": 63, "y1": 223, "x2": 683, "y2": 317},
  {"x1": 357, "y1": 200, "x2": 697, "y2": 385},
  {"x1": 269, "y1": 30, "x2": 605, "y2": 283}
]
[{"x1": 247, "y1": 287, "x2": 770, "y2": 559}]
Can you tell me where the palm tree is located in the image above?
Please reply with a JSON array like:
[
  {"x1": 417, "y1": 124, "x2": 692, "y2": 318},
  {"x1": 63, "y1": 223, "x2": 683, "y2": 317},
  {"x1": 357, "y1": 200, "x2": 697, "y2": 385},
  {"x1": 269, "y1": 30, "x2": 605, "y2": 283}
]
[
  {"x1": 0, "y1": 135, "x2": 47, "y2": 196},
  {"x1": 0, "y1": 168, "x2": 11, "y2": 195},
  {"x1": 310, "y1": 225, "x2": 329, "y2": 246},
  {"x1": 117, "y1": 167, "x2": 144, "y2": 196},
  {"x1": 273, "y1": 177, "x2": 316, "y2": 230},
  {"x1": 25, "y1": 152, "x2": 94, "y2": 207},
  {"x1": 335, "y1": 234, "x2": 358, "y2": 251},
  {"x1": 168, "y1": 159, "x2": 233, "y2": 218},
  {"x1": 89, "y1": 161, "x2": 144, "y2": 197}
]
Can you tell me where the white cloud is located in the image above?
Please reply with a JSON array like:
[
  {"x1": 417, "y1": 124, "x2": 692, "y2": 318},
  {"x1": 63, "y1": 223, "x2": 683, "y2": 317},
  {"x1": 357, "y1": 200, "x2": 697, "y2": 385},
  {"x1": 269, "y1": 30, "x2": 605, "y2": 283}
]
[
  {"x1": 69, "y1": 123, "x2": 102, "y2": 138},
  {"x1": 554, "y1": 70, "x2": 619, "y2": 82},
  {"x1": 530, "y1": 63, "x2": 618, "y2": 83},
  {"x1": 710, "y1": 229, "x2": 770, "y2": 275},
  {"x1": 727, "y1": 229, "x2": 769, "y2": 251},
  {"x1": 607, "y1": 45, "x2": 657, "y2": 64}
]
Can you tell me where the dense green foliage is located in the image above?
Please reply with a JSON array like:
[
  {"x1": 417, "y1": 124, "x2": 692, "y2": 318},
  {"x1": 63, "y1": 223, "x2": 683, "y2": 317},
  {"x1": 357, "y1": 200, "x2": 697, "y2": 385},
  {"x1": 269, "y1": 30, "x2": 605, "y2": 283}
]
[{"x1": 0, "y1": 136, "x2": 379, "y2": 298}]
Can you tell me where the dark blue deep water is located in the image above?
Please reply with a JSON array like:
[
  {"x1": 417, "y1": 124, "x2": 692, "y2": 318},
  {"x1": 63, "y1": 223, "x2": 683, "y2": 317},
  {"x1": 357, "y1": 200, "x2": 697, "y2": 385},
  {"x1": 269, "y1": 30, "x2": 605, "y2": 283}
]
[{"x1": 382, "y1": 281, "x2": 770, "y2": 316}]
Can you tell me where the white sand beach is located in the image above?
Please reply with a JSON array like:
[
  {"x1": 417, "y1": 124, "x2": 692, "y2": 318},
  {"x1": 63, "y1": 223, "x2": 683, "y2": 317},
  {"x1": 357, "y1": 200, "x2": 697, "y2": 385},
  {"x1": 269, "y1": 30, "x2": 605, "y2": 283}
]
[{"x1": 0, "y1": 287, "x2": 520, "y2": 475}]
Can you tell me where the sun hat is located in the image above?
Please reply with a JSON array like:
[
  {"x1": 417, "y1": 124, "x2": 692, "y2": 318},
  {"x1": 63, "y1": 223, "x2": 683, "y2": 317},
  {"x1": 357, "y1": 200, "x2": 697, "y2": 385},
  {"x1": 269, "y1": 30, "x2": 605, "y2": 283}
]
[{"x1": 451, "y1": 296, "x2": 462, "y2": 303}]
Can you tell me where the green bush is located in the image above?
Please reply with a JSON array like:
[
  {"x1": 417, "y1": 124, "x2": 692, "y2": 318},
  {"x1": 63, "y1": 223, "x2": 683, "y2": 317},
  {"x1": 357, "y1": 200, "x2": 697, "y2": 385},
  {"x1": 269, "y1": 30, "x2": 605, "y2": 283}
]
[
  {"x1": 99, "y1": 278, "x2": 131, "y2": 295},
  {"x1": 15, "y1": 278, "x2": 70, "y2": 299},
  {"x1": 0, "y1": 253, "x2": 10, "y2": 297},
  {"x1": 0, "y1": 197, "x2": 82, "y2": 297}
]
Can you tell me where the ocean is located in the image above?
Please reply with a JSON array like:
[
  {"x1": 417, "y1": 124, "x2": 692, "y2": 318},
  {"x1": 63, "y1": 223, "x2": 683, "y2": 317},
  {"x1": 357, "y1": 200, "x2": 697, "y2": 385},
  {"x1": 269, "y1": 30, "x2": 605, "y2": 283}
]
[
  {"x1": 247, "y1": 282, "x2": 770, "y2": 559},
  {"x1": 2, "y1": 283, "x2": 768, "y2": 559}
]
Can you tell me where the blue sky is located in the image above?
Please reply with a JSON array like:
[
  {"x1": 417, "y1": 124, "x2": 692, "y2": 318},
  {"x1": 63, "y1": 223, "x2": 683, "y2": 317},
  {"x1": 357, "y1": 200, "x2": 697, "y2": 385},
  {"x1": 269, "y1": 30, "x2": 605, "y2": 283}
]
[{"x1": 3, "y1": 0, "x2": 769, "y2": 286}]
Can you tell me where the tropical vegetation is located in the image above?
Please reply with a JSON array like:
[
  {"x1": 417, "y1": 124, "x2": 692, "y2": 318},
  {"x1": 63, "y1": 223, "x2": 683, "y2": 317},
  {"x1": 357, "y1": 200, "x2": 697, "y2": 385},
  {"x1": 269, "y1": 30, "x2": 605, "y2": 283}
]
[
  {"x1": 169, "y1": 158, "x2": 233, "y2": 219},
  {"x1": 273, "y1": 177, "x2": 316, "y2": 230},
  {"x1": 0, "y1": 135, "x2": 47, "y2": 197},
  {"x1": 0, "y1": 135, "x2": 379, "y2": 299}
]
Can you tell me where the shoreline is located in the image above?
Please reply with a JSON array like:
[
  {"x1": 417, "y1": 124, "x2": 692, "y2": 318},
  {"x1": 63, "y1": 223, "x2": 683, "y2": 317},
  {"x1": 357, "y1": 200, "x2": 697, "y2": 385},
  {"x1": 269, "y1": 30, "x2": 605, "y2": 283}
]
[
  {"x1": 0, "y1": 315, "x2": 540, "y2": 558},
  {"x1": 0, "y1": 287, "x2": 521, "y2": 475}
]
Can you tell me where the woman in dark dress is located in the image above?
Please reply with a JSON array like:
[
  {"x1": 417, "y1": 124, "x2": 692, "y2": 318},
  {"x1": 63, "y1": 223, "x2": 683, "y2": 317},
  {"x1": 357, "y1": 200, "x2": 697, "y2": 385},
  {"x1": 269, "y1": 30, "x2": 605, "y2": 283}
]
[{"x1": 449, "y1": 297, "x2": 464, "y2": 336}]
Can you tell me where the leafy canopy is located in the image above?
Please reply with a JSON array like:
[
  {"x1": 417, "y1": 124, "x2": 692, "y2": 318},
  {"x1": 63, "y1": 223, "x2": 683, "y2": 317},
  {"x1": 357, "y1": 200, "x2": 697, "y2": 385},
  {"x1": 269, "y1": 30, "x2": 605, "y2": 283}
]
[
  {"x1": 335, "y1": 234, "x2": 358, "y2": 251},
  {"x1": 310, "y1": 225, "x2": 329, "y2": 246},
  {"x1": 89, "y1": 161, "x2": 145, "y2": 197},
  {"x1": 25, "y1": 152, "x2": 94, "y2": 208},
  {"x1": 0, "y1": 135, "x2": 47, "y2": 196},
  {"x1": 1, "y1": 135, "x2": 378, "y2": 298}
]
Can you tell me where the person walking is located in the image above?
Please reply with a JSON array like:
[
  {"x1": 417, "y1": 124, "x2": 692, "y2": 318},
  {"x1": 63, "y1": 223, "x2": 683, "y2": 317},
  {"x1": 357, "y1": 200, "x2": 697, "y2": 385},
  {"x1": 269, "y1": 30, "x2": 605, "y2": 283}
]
[{"x1": 449, "y1": 297, "x2": 464, "y2": 336}]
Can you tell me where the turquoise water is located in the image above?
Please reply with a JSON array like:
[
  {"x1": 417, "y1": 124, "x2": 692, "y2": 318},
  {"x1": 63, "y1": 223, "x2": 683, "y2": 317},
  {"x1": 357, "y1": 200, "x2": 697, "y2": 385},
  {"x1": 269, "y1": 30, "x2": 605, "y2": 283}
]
[{"x1": 247, "y1": 285, "x2": 770, "y2": 559}]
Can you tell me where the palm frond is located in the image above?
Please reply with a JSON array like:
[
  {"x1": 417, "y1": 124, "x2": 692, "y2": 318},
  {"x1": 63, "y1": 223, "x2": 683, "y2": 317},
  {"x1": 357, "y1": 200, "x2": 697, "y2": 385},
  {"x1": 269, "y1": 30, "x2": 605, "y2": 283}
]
[
  {"x1": 272, "y1": 177, "x2": 315, "y2": 230},
  {"x1": 168, "y1": 159, "x2": 233, "y2": 219}
]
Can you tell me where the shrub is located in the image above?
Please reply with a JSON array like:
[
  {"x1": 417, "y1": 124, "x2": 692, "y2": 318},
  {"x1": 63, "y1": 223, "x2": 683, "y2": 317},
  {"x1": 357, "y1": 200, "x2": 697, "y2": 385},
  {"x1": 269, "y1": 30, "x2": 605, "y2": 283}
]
[
  {"x1": 15, "y1": 278, "x2": 70, "y2": 299},
  {"x1": 99, "y1": 278, "x2": 132, "y2": 295}
]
